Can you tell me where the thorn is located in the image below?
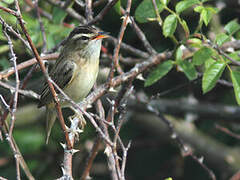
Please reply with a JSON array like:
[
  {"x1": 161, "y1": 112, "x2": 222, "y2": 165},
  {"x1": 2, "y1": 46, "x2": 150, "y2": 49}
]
[
  {"x1": 109, "y1": 86, "x2": 117, "y2": 92},
  {"x1": 198, "y1": 156, "x2": 204, "y2": 163},
  {"x1": 104, "y1": 145, "x2": 112, "y2": 157},
  {"x1": 60, "y1": 142, "x2": 67, "y2": 149},
  {"x1": 136, "y1": 73, "x2": 145, "y2": 81},
  {"x1": 71, "y1": 149, "x2": 80, "y2": 154}
]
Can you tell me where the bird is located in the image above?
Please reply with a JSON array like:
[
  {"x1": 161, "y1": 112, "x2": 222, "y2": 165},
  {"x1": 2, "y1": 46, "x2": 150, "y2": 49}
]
[{"x1": 38, "y1": 26, "x2": 108, "y2": 143}]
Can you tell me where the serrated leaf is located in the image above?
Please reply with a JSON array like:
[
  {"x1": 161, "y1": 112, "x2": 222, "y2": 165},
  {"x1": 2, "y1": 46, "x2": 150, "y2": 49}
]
[
  {"x1": 178, "y1": 60, "x2": 198, "y2": 80},
  {"x1": 193, "y1": 47, "x2": 212, "y2": 65},
  {"x1": 202, "y1": 61, "x2": 226, "y2": 93},
  {"x1": 144, "y1": 60, "x2": 173, "y2": 87},
  {"x1": 224, "y1": 19, "x2": 240, "y2": 35},
  {"x1": 135, "y1": 0, "x2": 164, "y2": 23},
  {"x1": 231, "y1": 70, "x2": 240, "y2": 105},
  {"x1": 176, "y1": 0, "x2": 200, "y2": 13},
  {"x1": 215, "y1": 33, "x2": 230, "y2": 46},
  {"x1": 163, "y1": 14, "x2": 177, "y2": 37}
]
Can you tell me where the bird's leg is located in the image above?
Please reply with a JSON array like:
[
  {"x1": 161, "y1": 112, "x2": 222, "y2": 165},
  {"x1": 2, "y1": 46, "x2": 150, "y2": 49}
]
[{"x1": 69, "y1": 106, "x2": 86, "y2": 129}]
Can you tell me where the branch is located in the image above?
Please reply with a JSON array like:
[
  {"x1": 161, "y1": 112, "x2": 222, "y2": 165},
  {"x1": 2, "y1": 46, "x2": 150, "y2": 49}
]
[{"x1": 86, "y1": 0, "x2": 120, "y2": 26}]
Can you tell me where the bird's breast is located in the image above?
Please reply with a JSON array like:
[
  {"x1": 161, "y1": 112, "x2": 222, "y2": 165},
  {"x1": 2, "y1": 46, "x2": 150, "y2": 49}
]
[{"x1": 63, "y1": 59, "x2": 99, "y2": 105}]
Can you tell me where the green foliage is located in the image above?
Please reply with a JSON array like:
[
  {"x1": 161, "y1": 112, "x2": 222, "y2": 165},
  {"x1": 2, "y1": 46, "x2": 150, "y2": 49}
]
[
  {"x1": 224, "y1": 19, "x2": 240, "y2": 35},
  {"x1": 144, "y1": 60, "x2": 173, "y2": 87},
  {"x1": 114, "y1": 0, "x2": 121, "y2": 15},
  {"x1": 175, "y1": 0, "x2": 200, "y2": 14},
  {"x1": 202, "y1": 61, "x2": 226, "y2": 93},
  {"x1": 194, "y1": 5, "x2": 218, "y2": 26},
  {"x1": 231, "y1": 70, "x2": 240, "y2": 105},
  {"x1": 0, "y1": 57, "x2": 10, "y2": 70},
  {"x1": 177, "y1": 60, "x2": 198, "y2": 80},
  {"x1": 215, "y1": 33, "x2": 230, "y2": 46},
  {"x1": 193, "y1": 47, "x2": 212, "y2": 65},
  {"x1": 52, "y1": 7, "x2": 68, "y2": 24},
  {"x1": 163, "y1": 14, "x2": 177, "y2": 37},
  {"x1": 135, "y1": 0, "x2": 164, "y2": 23},
  {"x1": 160, "y1": 0, "x2": 170, "y2": 6},
  {"x1": 136, "y1": 0, "x2": 239, "y2": 103}
]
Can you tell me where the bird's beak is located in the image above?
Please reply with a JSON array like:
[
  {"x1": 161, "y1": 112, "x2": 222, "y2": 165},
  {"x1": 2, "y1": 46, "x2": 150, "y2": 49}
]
[{"x1": 93, "y1": 31, "x2": 109, "y2": 40}]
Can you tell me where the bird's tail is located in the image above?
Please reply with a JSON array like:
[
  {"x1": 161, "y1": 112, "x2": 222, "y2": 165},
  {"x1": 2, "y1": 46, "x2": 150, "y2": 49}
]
[{"x1": 46, "y1": 105, "x2": 57, "y2": 144}]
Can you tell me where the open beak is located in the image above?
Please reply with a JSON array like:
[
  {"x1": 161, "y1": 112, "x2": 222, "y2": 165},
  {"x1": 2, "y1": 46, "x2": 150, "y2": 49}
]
[{"x1": 93, "y1": 31, "x2": 109, "y2": 40}]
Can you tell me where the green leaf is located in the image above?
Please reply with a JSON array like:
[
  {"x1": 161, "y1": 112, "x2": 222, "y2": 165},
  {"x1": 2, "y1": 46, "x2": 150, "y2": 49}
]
[
  {"x1": 114, "y1": 0, "x2": 121, "y2": 15},
  {"x1": 202, "y1": 61, "x2": 226, "y2": 93},
  {"x1": 175, "y1": 46, "x2": 183, "y2": 61},
  {"x1": 201, "y1": 7, "x2": 218, "y2": 26},
  {"x1": 215, "y1": 33, "x2": 230, "y2": 46},
  {"x1": 160, "y1": 0, "x2": 170, "y2": 5},
  {"x1": 176, "y1": 0, "x2": 200, "y2": 13},
  {"x1": 231, "y1": 70, "x2": 240, "y2": 105},
  {"x1": 163, "y1": 14, "x2": 178, "y2": 37},
  {"x1": 204, "y1": 58, "x2": 215, "y2": 70},
  {"x1": 3, "y1": 0, "x2": 14, "y2": 4},
  {"x1": 178, "y1": 60, "x2": 198, "y2": 80},
  {"x1": 194, "y1": 5, "x2": 204, "y2": 13},
  {"x1": 144, "y1": 60, "x2": 173, "y2": 87},
  {"x1": 193, "y1": 47, "x2": 212, "y2": 65},
  {"x1": 52, "y1": 7, "x2": 67, "y2": 24},
  {"x1": 228, "y1": 51, "x2": 240, "y2": 62},
  {"x1": 135, "y1": 0, "x2": 164, "y2": 23},
  {"x1": 224, "y1": 19, "x2": 240, "y2": 35},
  {"x1": 181, "y1": 19, "x2": 190, "y2": 37},
  {"x1": 187, "y1": 38, "x2": 202, "y2": 48}
]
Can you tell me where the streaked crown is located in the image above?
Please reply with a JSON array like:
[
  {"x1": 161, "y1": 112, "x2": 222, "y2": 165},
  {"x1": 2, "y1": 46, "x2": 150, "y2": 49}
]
[{"x1": 66, "y1": 26, "x2": 98, "y2": 43}]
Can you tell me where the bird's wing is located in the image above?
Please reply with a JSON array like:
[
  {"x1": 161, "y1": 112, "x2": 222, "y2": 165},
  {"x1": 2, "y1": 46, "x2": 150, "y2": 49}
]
[{"x1": 38, "y1": 60, "x2": 76, "y2": 107}]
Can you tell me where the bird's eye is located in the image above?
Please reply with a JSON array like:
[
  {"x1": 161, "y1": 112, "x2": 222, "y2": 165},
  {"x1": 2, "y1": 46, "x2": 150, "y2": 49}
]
[{"x1": 79, "y1": 36, "x2": 89, "y2": 41}]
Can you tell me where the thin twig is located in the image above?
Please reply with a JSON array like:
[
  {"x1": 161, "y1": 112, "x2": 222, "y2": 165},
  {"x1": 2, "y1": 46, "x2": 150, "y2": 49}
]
[
  {"x1": 0, "y1": 81, "x2": 40, "y2": 99},
  {"x1": 130, "y1": 17, "x2": 157, "y2": 55},
  {"x1": 85, "y1": 0, "x2": 93, "y2": 22},
  {"x1": 107, "y1": 0, "x2": 132, "y2": 84},
  {"x1": 2, "y1": 23, "x2": 20, "y2": 137},
  {"x1": 0, "y1": 53, "x2": 59, "y2": 80},
  {"x1": 47, "y1": 0, "x2": 86, "y2": 23},
  {"x1": 207, "y1": 40, "x2": 240, "y2": 66},
  {"x1": 81, "y1": 86, "x2": 106, "y2": 180},
  {"x1": 33, "y1": 0, "x2": 48, "y2": 53},
  {"x1": 86, "y1": 0, "x2": 120, "y2": 26},
  {"x1": 23, "y1": 0, "x2": 52, "y2": 19},
  {"x1": 215, "y1": 124, "x2": 240, "y2": 140},
  {"x1": 146, "y1": 99, "x2": 216, "y2": 180}
]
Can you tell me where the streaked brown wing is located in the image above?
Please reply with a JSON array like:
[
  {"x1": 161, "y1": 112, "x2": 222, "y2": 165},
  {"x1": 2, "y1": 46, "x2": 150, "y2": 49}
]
[{"x1": 38, "y1": 60, "x2": 76, "y2": 108}]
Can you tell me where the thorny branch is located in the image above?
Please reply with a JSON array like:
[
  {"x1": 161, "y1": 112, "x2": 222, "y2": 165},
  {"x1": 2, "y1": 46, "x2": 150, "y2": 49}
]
[{"x1": 2, "y1": 25, "x2": 20, "y2": 137}]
